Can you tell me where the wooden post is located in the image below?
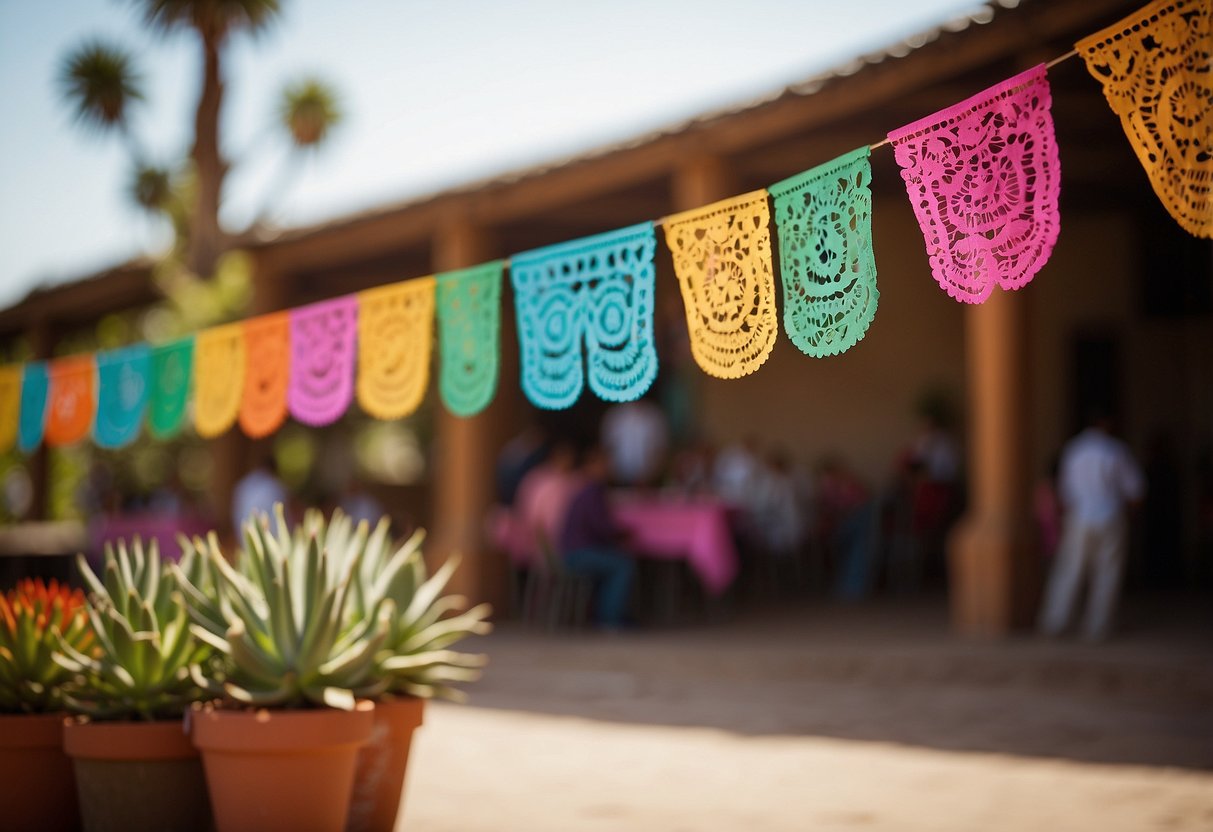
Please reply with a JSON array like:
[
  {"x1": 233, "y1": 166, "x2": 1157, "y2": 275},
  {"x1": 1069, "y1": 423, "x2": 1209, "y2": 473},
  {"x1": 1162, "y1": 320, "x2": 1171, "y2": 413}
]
[
  {"x1": 947, "y1": 288, "x2": 1035, "y2": 636},
  {"x1": 208, "y1": 255, "x2": 290, "y2": 540},
  {"x1": 673, "y1": 152, "x2": 734, "y2": 212},
  {"x1": 25, "y1": 320, "x2": 53, "y2": 521},
  {"x1": 429, "y1": 217, "x2": 499, "y2": 606}
]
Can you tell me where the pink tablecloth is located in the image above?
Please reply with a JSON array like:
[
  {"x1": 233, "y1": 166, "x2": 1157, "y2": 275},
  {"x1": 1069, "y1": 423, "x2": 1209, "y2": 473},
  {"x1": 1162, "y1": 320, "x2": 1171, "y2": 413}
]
[
  {"x1": 613, "y1": 498, "x2": 738, "y2": 596},
  {"x1": 489, "y1": 497, "x2": 740, "y2": 596},
  {"x1": 88, "y1": 513, "x2": 214, "y2": 563}
]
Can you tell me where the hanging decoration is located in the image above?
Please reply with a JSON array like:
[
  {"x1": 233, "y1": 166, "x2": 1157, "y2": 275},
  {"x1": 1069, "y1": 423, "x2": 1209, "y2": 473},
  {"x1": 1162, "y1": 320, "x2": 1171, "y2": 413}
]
[
  {"x1": 0, "y1": 366, "x2": 20, "y2": 454},
  {"x1": 45, "y1": 356, "x2": 96, "y2": 448},
  {"x1": 437, "y1": 261, "x2": 503, "y2": 418},
  {"x1": 94, "y1": 345, "x2": 150, "y2": 449},
  {"x1": 889, "y1": 64, "x2": 1061, "y2": 303},
  {"x1": 194, "y1": 324, "x2": 245, "y2": 439},
  {"x1": 17, "y1": 363, "x2": 48, "y2": 454},
  {"x1": 770, "y1": 147, "x2": 879, "y2": 357},
  {"x1": 1077, "y1": 0, "x2": 1212, "y2": 238},
  {"x1": 511, "y1": 223, "x2": 658, "y2": 409},
  {"x1": 664, "y1": 191, "x2": 778, "y2": 379},
  {"x1": 357, "y1": 277, "x2": 436, "y2": 421},
  {"x1": 147, "y1": 337, "x2": 193, "y2": 440},
  {"x1": 239, "y1": 313, "x2": 291, "y2": 438},
  {"x1": 288, "y1": 297, "x2": 358, "y2": 427}
]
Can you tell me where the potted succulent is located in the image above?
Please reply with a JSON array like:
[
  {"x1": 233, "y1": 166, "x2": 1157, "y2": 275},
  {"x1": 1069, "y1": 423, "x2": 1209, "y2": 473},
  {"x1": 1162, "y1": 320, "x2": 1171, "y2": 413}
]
[
  {"x1": 54, "y1": 538, "x2": 213, "y2": 832},
  {"x1": 321, "y1": 512, "x2": 491, "y2": 832},
  {"x1": 0, "y1": 577, "x2": 94, "y2": 832},
  {"x1": 174, "y1": 509, "x2": 394, "y2": 832}
]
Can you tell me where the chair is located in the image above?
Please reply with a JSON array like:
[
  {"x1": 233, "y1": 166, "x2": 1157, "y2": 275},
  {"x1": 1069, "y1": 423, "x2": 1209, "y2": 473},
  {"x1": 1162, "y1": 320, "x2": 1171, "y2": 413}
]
[{"x1": 519, "y1": 533, "x2": 593, "y2": 632}]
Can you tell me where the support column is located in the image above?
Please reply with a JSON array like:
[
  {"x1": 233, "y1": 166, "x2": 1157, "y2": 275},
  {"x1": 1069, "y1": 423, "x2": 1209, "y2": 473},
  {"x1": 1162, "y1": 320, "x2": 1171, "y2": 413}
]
[
  {"x1": 25, "y1": 320, "x2": 53, "y2": 521},
  {"x1": 673, "y1": 153, "x2": 734, "y2": 212},
  {"x1": 429, "y1": 217, "x2": 500, "y2": 607},
  {"x1": 209, "y1": 255, "x2": 290, "y2": 540},
  {"x1": 947, "y1": 288, "x2": 1036, "y2": 636}
]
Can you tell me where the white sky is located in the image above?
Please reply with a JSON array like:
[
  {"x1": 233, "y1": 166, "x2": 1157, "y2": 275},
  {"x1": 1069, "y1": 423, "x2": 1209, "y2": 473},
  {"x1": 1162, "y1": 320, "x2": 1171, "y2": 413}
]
[{"x1": 0, "y1": 0, "x2": 985, "y2": 308}]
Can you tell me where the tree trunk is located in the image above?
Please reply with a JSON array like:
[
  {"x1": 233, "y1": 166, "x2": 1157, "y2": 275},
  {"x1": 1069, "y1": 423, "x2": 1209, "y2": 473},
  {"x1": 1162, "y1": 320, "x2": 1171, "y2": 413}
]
[{"x1": 189, "y1": 33, "x2": 227, "y2": 279}]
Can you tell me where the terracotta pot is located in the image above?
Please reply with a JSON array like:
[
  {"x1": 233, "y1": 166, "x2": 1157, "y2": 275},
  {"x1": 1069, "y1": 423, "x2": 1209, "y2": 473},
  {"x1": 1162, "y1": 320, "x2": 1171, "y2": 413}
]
[
  {"x1": 0, "y1": 712, "x2": 79, "y2": 832},
  {"x1": 347, "y1": 697, "x2": 426, "y2": 832},
  {"x1": 64, "y1": 718, "x2": 210, "y2": 832},
  {"x1": 191, "y1": 703, "x2": 375, "y2": 832}
]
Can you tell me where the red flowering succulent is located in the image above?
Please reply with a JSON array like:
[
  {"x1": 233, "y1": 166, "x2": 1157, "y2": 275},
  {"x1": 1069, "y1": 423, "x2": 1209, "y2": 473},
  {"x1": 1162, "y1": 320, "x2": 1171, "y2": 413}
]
[{"x1": 0, "y1": 578, "x2": 94, "y2": 713}]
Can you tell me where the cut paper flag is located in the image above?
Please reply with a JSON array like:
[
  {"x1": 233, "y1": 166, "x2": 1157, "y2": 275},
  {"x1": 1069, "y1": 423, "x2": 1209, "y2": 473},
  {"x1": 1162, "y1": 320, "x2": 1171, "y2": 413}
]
[
  {"x1": 45, "y1": 356, "x2": 96, "y2": 448},
  {"x1": 437, "y1": 261, "x2": 503, "y2": 418},
  {"x1": 770, "y1": 146, "x2": 879, "y2": 358},
  {"x1": 0, "y1": 366, "x2": 20, "y2": 453},
  {"x1": 889, "y1": 64, "x2": 1061, "y2": 303},
  {"x1": 148, "y1": 337, "x2": 193, "y2": 440},
  {"x1": 194, "y1": 324, "x2": 245, "y2": 438},
  {"x1": 1077, "y1": 0, "x2": 1212, "y2": 238},
  {"x1": 663, "y1": 191, "x2": 778, "y2": 379},
  {"x1": 289, "y1": 297, "x2": 358, "y2": 427},
  {"x1": 240, "y1": 313, "x2": 290, "y2": 438},
  {"x1": 357, "y1": 277, "x2": 436, "y2": 421},
  {"x1": 18, "y1": 363, "x2": 48, "y2": 453},
  {"x1": 511, "y1": 223, "x2": 659, "y2": 409},
  {"x1": 94, "y1": 345, "x2": 150, "y2": 449}
]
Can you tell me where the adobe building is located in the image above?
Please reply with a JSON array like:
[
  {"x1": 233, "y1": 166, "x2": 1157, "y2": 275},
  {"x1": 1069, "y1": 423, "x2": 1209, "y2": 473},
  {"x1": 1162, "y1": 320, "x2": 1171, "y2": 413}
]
[{"x1": 2, "y1": 0, "x2": 1208, "y2": 635}]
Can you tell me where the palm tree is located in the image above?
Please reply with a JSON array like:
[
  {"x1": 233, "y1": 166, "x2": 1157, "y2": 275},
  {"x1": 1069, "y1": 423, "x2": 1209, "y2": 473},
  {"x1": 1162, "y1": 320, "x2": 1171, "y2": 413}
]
[{"x1": 58, "y1": 0, "x2": 341, "y2": 290}]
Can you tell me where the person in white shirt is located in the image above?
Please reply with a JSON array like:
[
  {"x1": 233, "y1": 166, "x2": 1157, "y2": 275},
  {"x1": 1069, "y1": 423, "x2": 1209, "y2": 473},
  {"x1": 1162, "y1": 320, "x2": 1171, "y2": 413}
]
[
  {"x1": 600, "y1": 400, "x2": 669, "y2": 487},
  {"x1": 1038, "y1": 414, "x2": 1145, "y2": 640}
]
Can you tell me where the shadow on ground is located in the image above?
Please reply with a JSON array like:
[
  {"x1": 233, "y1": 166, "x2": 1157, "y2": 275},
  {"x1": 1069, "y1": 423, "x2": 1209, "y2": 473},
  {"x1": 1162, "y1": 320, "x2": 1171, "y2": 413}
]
[{"x1": 463, "y1": 594, "x2": 1213, "y2": 771}]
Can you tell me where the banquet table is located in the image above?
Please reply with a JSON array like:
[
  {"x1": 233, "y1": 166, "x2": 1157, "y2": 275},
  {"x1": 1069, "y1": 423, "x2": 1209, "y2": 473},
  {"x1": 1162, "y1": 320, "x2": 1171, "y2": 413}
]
[
  {"x1": 490, "y1": 495, "x2": 740, "y2": 596},
  {"x1": 611, "y1": 495, "x2": 739, "y2": 596},
  {"x1": 88, "y1": 512, "x2": 214, "y2": 563}
]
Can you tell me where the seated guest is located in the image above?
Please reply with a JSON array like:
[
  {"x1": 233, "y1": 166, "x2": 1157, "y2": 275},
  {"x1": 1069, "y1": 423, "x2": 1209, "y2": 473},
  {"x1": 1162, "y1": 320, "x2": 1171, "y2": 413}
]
[
  {"x1": 513, "y1": 442, "x2": 583, "y2": 564},
  {"x1": 559, "y1": 446, "x2": 637, "y2": 629}
]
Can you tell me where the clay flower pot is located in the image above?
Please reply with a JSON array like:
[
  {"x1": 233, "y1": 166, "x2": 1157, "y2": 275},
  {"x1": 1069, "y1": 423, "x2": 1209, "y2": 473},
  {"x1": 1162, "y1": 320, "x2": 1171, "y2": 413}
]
[
  {"x1": 191, "y1": 703, "x2": 375, "y2": 832},
  {"x1": 347, "y1": 696, "x2": 426, "y2": 832},
  {"x1": 0, "y1": 712, "x2": 79, "y2": 832},
  {"x1": 63, "y1": 718, "x2": 210, "y2": 832}
]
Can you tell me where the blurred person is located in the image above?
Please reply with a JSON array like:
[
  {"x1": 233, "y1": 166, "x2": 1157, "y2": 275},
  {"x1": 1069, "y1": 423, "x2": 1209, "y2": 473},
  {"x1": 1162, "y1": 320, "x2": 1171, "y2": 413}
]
[
  {"x1": 601, "y1": 398, "x2": 669, "y2": 487},
  {"x1": 558, "y1": 446, "x2": 637, "y2": 629},
  {"x1": 513, "y1": 441, "x2": 584, "y2": 563},
  {"x1": 751, "y1": 451, "x2": 809, "y2": 558},
  {"x1": 495, "y1": 425, "x2": 549, "y2": 507},
  {"x1": 339, "y1": 478, "x2": 386, "y2": 527},
  {"x1": 667, "y1": 440, "x2": 715, "y2": 496},
  {"x1": 232, "y1": 454, "x2": 288, "y2": 540},
  {"x1": 816, "y1": 457, "x2": 879, "y2": 600},
  {"x1": 1039, "y1": 412, "x2": 1145, "y2": 640}
]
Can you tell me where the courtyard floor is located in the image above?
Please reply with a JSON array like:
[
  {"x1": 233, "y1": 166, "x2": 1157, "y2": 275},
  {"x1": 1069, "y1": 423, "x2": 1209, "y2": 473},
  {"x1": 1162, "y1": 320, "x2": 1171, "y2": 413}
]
[{"x1": 401, "y1": 596, "x2": 1213, "y2": 831}]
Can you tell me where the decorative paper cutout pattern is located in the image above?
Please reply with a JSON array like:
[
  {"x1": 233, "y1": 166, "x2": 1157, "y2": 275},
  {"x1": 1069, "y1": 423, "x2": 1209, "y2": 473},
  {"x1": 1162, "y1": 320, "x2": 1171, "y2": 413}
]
[
  {"x1": 511, "y1": 223, "x2": 659, "y2": 409},
  {"x1": 889, "y1": 64, "x2": 1061, "y2": 303},
  {"x1": 18, "y1": 363, "x2": 48, "y2": 453},
  {"x1": 0, "y1": 366, "x2": 20, "y2": 454},
  {"x1": 770, "y1": 147, "x2": 879, "y2": 357},
  {"x1": 1077, "y1": 0, "x2": 1212, "y2": 237},
  {"x1": 288, "y1": 297, "x2": 358, "y2": 427},
  {"x1": 45, "y1": 356, "x2": 96, "y2": 448},
  {"x1": 437, "y1": 262, "x2": 503, "y2": 417},
  {"x1": 240, "y1": 313, "x2": 290, "y2": 438},
  {"x1": 94, "y1": 346, "x2": 150, "y2": 449},
  {"x1": 663, "y1": 191, "x2": 778, "y2": 378},
  {"x1": 357, "y1": 277, "x2": 436, "y2": 421},
  {"x1": 194, "y1": 324, "x2": 245, "y2": 438},
  {"x1": 148, "y1": 337, "x2": 193, "y2": 440}
]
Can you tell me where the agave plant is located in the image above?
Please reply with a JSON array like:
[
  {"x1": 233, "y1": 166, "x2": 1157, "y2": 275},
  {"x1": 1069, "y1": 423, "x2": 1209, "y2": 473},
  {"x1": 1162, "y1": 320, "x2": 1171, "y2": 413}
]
[
  {"x1": 355, "y1": 520, "x2": 492, "y2": 702},
  {"x1": 54, "y1": 538, "x2": 211, "y2": 720},
  {"x1": 0, "y1": 578, "x2": 94, "y2": 713},
  {"x1": 175, "y1": 507, "x2": 397, "y2": 710}
]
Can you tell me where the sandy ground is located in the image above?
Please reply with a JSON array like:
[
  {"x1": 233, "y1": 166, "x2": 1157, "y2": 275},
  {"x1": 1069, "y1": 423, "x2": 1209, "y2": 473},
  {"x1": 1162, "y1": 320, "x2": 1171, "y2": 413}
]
[{"x1": 399, "y1": 600, "x2": 1213, "y2": 831}]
